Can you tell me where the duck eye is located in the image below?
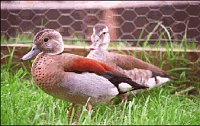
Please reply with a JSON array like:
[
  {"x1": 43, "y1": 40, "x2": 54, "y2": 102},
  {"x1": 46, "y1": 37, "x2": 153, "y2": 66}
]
[
  {"x1": 44, "y1": 38, "x2": 48, "y2": 42},
  {"x1": 103, "y1": 32, "x2": 106, "y2": 35}
]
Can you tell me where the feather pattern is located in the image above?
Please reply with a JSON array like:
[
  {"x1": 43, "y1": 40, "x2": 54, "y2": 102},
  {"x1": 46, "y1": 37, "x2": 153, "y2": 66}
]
[{"x1": 87, "y1": 23, "x2": 172, "y2": 88}]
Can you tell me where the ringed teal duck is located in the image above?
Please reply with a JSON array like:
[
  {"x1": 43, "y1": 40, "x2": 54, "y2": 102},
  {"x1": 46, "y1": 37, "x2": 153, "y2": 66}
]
[
  {"x1": 21, "y1": 29, "x2": 148, "y2": 117},
  {"x1": 87, "y1": 23, "x2": 172, "y2": 89}
]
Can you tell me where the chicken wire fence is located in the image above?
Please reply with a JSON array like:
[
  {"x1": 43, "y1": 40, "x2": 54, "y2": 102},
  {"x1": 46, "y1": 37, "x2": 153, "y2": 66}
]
[{"x1": 1, "y1": 1, "x2": 200, "y2": 44}]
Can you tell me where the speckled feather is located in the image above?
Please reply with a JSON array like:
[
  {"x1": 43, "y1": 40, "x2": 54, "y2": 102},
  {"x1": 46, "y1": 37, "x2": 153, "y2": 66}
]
[
  {"x1": 23, "y1": 29, "x2": 147, "y2": 105},
  {"x1": 31, "y1": 53, "x2": 119, "y2": 105}
]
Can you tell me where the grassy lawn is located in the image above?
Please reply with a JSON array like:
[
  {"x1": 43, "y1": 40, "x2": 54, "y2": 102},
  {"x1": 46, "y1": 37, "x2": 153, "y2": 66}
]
[
  {"x1": 1, "y1": 65, "x2": 199, "y2": 125},
  {"x1": 1, "y1": 33, "x2": 200, "y2": 125}
]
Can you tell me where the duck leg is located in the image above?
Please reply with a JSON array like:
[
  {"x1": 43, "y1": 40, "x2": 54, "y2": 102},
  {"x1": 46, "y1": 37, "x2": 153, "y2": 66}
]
[
  {"x1": 121, "y1": 94, "x2": 128, "y2": 103},
  {"x1": 86, "y1": 103, "x2": 92, "y2": 113},
  {"x1": 120, "y1": 94, "x2": 128, "y2": 104},
  {"x1": 68, "y1": 103, "x2": 76, "y2": 121}
]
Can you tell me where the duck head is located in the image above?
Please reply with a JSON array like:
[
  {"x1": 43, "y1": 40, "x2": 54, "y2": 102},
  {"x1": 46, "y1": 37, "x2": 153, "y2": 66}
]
[
  {"x1": 21, "y1": 29, "x2": 64, "y2": 61},
  {"x1": 90, "y1": 23, "x2": 110, "y2": 51}
]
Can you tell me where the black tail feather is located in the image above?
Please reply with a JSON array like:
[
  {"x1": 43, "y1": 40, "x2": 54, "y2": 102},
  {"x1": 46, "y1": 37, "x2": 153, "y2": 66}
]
[{"x1": 102, "y1": 71, "x2": 148, "y2": 93}]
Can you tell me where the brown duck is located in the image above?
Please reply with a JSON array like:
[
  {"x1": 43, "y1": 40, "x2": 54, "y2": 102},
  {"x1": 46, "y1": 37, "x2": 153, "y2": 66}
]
[
  {"x1": 87, "y1": 23, "x2": 172, "y2": 89},
  {"x1": 21, "y1": 29, "x2": 148, "y2": 118}
]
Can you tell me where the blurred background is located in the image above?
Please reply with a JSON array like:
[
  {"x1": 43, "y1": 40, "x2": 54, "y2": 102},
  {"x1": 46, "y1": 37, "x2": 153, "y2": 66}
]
[{"x1": 1, "y1": 1, "x2": 200, "y2": 44}]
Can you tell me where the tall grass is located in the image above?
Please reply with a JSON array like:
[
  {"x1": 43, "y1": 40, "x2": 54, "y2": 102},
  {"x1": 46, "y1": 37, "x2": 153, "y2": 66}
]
[{"x1": 1, "y1": 66, "x2": 199, "y2": 125}]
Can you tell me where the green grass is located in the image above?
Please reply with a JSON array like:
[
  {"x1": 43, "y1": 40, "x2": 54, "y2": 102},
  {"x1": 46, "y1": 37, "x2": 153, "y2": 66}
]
[
  {"x1": 1, "y1": 22, "x2": 200, "y2": 124},
  {"x1": 1, "y1": 65, "x2": 200, "y2": 125},
  {"x1": 1, "y1": 40, "x2": 200, "y2": 125}
]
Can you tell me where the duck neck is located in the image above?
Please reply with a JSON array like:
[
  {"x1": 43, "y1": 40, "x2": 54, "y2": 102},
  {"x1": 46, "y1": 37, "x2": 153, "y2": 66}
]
[
  {"x1": 97, "y1": 33, "x2": 110, "y2": 51},
  {"x1": 98, "y1": 43, "x2": 109, "y2": 51}
]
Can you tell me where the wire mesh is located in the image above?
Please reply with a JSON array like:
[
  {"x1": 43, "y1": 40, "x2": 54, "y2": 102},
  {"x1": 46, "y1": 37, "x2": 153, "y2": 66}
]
[{"x1": 1, "y1": 1, "x2": 200, "y2": 43}]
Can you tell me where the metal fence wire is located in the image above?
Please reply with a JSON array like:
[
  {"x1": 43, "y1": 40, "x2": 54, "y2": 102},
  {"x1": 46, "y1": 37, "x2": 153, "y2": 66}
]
[{"x1": 1, "y1": 1, "x2": 200, "y2": 43}]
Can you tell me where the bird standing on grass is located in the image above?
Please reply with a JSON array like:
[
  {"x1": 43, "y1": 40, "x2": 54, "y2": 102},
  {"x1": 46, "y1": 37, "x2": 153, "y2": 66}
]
[
  {"x1": 87, "y1": 23, "x2": 172, "y2": 98},
  {"x1": 21, "y1": 29, "x2": 148, "y2": 119}
]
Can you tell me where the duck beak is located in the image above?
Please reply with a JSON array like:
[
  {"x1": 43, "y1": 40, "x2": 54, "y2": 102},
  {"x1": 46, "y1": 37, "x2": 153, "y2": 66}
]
[
  {"x1": 21, "y1": 45, "x2": 41, "y2": 61},
  {"x1": 90, "y1": 35, "x2": 101, "y2": 51}
]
